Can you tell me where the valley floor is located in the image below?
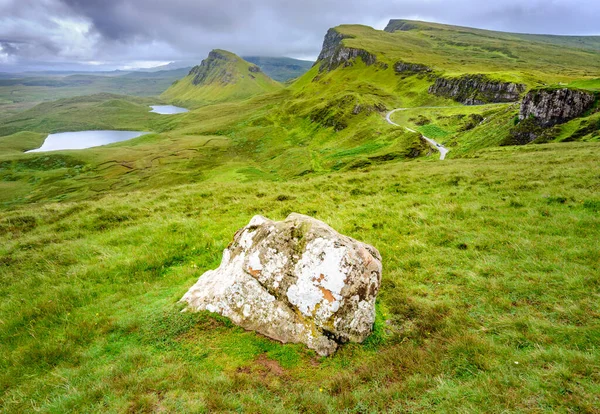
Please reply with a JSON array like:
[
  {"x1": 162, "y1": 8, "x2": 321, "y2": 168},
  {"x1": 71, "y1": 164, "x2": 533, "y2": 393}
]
[{"x1": 1, "y1": 142, "x2": 599, "y2": 412}]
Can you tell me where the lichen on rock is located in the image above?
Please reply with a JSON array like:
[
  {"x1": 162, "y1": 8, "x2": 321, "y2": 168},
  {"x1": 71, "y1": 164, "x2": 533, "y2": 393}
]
[
  {"x1": 428, "y1": 74, "x2": 526, "y2": 105},
  {"x1": 180, "y1": 213, "x2": 382, "y2": 356}
]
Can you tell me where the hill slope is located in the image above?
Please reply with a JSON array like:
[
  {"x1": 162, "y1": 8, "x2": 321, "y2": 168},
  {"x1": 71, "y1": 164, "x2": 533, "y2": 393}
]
[
  {"x1": 1, "y1": 19, "x2": 600, "y2": 413},
  {"x1": 161, "y1": 50, "x2": 282, "y2": 108},
  {"x1": 243, "y1": 56, "x2": 314, "y2": 82}
]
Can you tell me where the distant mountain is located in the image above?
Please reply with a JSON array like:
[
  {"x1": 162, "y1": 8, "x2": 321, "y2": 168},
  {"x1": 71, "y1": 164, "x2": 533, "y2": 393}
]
[
  {"x1": 162, "y1": 49, "x2": 282, "y2": 107},
  {"x1": 134, "y1": 61, "x2": 196, "y2": 73},
  {"x1": 120, "y1": 68, "x2": 191, "y2": 79},
  {"x1": 242, "y1": 57, "x2": 314, "y2": 82}
]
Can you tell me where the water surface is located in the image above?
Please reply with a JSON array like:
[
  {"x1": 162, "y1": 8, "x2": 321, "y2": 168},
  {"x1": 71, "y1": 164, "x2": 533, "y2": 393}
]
[
  {"x1": 150, "y1": 105, "x2": 189, "y2": 114},
  {"x1": 27, "y1": 130, "x2": 148, "y2": 153}
]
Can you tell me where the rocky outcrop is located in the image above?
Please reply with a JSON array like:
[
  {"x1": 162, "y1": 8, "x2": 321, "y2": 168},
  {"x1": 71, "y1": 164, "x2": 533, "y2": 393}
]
[
  {"x1": 505, "y1": 88, "x2": 597, "y2": 145},
  {"x1": 188, "y1": 49, "x2": 263, "y2": 86},
  {"x1": 316, "y1": 28, "x2": 378, "y2": 72},
  {"x1": 180, "y1": 214, "x2": 382, "y2": 356},
  {"x1": 519, "y1": 88, "x2": 596, "y2": 127},
  {"x1": 394, "y1": 60, "x2": 432, "y2": 75},
  {"x1": 429, "y1": 75, "x2": 526, "y2": 105},
  {"x1": 188, "y1": 50, "x2": 235, "y2": 85}
]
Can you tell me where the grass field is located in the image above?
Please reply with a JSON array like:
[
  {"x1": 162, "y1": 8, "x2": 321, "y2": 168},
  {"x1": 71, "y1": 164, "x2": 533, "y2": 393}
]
[
  {"x1": 1, "y1": 142, "x2": 599, "y2": 412},
  {"x1": 1, "y1": 19, "x2": 600, "y2": 413}
]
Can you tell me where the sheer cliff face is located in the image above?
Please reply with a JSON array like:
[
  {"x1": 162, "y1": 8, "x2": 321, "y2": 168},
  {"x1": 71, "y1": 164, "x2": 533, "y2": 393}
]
[
  {"x1": 316, "y1": 28, "x2": 378, "y2": 72},
  {"x1": 519, "y1": 88, "x2": 596, "y2": 127},
  {"x1": 428, "y1": 75, "x2": 526, "y2": 105}
]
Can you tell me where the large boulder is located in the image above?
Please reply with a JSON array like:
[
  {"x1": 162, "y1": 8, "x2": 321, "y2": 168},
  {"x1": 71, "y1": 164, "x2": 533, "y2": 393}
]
[{"x1": 180, "y1": 213, "x2": 382, "y2": 356}]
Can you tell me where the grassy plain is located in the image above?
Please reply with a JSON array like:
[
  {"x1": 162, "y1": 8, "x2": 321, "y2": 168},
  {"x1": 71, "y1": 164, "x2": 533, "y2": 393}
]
[
  {"x1": 1, "y1": 19, "x2": 600, "y2": 413},
  {"x1": 1, "y1": 142, "x2": 599, "y2": 412}
]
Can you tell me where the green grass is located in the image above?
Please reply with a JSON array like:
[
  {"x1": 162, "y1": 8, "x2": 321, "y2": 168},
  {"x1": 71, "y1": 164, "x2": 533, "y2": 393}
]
[
  {"x1": 243, "y1": 56, "x2": 314, "y2": 82},
  {"x1": 162, "y1": 50, "x2": 282, "y2": 108},
  {"x1": 0, "y1": 94, "x2": 164, "y2": 138},
  {"x1": 1, "y1": 18, "x2": 600, "y2": 412},
  {"x1": 0, "y1": 69, "x2": 186, "y2": 111},
  {"x1": 1, "y1": 142, "x2": 599, "y2": 412},
  {"x1": 568, "y1": 78, "x2": 600, "y2": 91},
  {"x1": 340, "y1": 22, "x2": 600, "y2": 84}
]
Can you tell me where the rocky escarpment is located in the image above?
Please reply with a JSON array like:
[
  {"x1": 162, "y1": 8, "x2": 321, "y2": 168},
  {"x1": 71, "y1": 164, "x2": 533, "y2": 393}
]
[
  {"x1": 180, "y1": 214, "x2": 382, "y2": 356},
  {"x1": 506, "y1": 88, "x2": 597, "y2": 145},
  {"x1": 519, "y1": 88, "x2": 596, "y2": 127},
  {"x1": 188, "y1": 49, "x2": 262, "y2": 86},
  {"x1": 316, "y1": 28, "x2": 379, "y2": 72},
  {"x1": 394, "y1": 60, "x2": 432, "y2": 75},
  {"x1": 429, "y1": 75, "x2": 526, "y2": 105}
]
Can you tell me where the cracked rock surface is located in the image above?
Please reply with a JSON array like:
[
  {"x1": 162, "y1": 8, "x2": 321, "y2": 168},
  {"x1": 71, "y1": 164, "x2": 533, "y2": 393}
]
[{"x1": 180, "y1": 213, "x2": 382, "y2": 356}]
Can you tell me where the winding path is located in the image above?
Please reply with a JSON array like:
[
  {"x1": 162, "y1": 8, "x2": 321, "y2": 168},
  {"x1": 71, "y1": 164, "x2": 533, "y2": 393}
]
[{"x1": 386, "y1": 108, "x2": 449, "y2": 160}]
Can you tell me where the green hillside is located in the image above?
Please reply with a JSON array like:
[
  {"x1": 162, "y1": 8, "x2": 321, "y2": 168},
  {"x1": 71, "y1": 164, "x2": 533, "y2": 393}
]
[
  {"x1": 161, "y1": 49, "x2": 283, "y2": 108},
  {"x1": 243, "y1": 56, "x2": 314, "y2": 82},
  {"x1": 1, "y1": 19, "x2": 600, "y2": 413}
]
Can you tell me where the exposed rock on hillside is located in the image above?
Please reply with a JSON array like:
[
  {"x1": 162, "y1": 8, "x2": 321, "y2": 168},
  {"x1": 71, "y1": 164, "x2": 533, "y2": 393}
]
[
  {"x1": 188, "y1": 50, "x2": 261, "y2": 86},
  {"x1": 519, "y1": 88, "x2": 596, "y2": 127},
  {"x1": 394, "y1": 60, "x2": 432, "y2": 75},
  {"x1": 316, "y1": 28, "x2": 378, "y2": 72},
  {"x1": 505, "y1": 88, "x2": 597, "y2": 145},
  {"x1": 429, "y1": 75, "x2": 526, "y2": 105},
  {"x1": 180, "y1": 214, "x2": 382, "y2": 356},
  {"x1": 162, "y1": 49, "x2": 281, "y2": 107}
]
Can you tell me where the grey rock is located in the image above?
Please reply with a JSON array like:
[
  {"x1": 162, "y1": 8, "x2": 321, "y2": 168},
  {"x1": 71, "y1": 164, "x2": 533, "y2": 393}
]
[
  {"x1": 394, "y1": 61, "x2": 432, "y2": 74},
  {"x1": 316, "y1": 28, "x2": 378, "y2": 72},
  {"x1": 180, "y1": 214, "x2": 382, "y2": 356},
  {"x1": 429, "y1": 75, "x2": 526, "y2": 105},
  {"x1": 519, "y1": 88, "x2": 596, "y2": 127},
  {"x1": 188, "y1": 50, "x2": 234, "y2": 86}
]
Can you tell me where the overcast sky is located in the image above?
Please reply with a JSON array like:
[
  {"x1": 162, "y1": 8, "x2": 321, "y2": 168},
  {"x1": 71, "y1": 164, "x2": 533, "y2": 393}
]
[{"x1": 1, "y1": 0, "x2": 599, "y2": 72}]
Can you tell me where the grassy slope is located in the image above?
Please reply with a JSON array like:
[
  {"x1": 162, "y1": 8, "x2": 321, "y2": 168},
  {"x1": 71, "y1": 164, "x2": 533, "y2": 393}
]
[
  {"x1": 1, "y1": 143, "x2": 599, "y2": 412},
  {"x1": 161, "y1": 50, "x2": 283, "y2": 108},
  {"x1": 376, "y1": 21, "x2": 600, "y2": 83},
  {"x1": 1, "y1": 21, "x2": 600, "y2": 412},
  {"x1": 243, "y1": 56, "x2": 314, "y2": 82},
  {"x1": 0, "y1": 94, "x2": 162, "y2": 139}
]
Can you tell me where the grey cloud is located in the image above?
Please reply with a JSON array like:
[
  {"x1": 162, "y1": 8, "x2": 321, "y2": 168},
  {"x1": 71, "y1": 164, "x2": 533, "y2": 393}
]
[{"x1": 1, "y1": 0, "x2": 599, "y2": 71}]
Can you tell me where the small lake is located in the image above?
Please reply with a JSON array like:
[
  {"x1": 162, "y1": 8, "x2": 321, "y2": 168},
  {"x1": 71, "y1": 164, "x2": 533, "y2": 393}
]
[
  {"x1": 27, "y1": 130, "x2": 148, "y2": 153},
  {"x1": 150, "y1": 105, "x2": 189, "y2": 114}
]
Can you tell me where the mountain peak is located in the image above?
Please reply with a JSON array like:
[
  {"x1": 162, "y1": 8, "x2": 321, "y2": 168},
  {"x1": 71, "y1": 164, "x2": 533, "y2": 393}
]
[
  {"x1": 187, "y1": 49, "x2": 262, "y2": 86},
  {"x1": 162, "y1": 49, "x2": 281, "y2": 107}
]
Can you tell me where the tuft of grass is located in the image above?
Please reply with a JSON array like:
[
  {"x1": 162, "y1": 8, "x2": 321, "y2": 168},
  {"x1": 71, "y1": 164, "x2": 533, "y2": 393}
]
[{"x1": 1, "y1": 142, "x2": 599, "y2": 412}]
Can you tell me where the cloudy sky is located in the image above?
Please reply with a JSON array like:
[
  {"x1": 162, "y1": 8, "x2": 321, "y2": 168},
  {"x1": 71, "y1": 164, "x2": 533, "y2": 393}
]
[{"x1": 1, "y1": 0, "x2": 599, "y2": 72}]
